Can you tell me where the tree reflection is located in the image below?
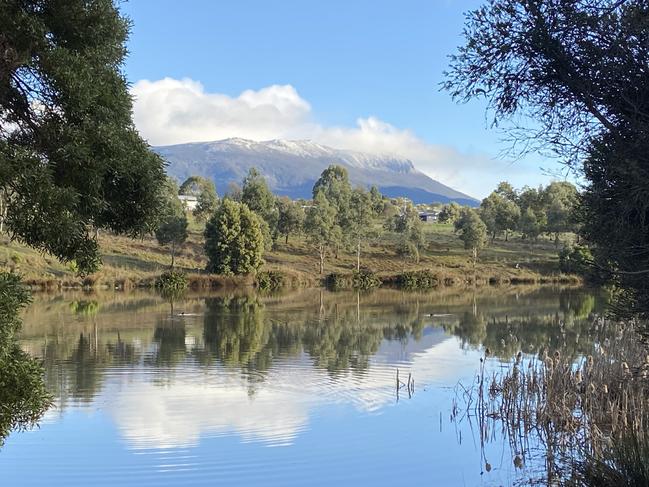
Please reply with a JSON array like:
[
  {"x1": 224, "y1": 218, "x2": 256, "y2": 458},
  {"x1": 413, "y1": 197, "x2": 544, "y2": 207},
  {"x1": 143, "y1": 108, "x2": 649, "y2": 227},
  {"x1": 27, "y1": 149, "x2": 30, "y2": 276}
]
[
  {"x1": 16, "y1": 286, "x2": 608, "y2": 421},
  {"x1": 0, "y1": 273, "x2": 52, "y2": 447}
]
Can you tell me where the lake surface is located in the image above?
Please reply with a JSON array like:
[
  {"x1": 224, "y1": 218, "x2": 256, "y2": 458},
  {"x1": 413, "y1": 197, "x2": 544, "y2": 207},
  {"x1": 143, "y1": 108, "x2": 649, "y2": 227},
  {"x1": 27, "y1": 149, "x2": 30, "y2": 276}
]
[{"x1": 1, "y1": 286, "x2": 607, "y2": 486}]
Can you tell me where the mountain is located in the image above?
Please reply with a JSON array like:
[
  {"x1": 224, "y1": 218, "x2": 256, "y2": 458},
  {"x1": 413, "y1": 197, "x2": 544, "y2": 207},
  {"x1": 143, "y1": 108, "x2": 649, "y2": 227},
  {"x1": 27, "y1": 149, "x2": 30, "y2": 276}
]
[{"x1": 154, "y1": 138, "x2": 478, "y2": 205}]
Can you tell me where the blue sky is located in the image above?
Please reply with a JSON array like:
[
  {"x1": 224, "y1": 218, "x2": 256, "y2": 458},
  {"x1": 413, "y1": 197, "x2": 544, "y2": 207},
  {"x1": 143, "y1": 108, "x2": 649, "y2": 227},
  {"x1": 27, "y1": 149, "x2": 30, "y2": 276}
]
[{"x1": 120, "y1": 0, "x2": 558, "y2": 198}]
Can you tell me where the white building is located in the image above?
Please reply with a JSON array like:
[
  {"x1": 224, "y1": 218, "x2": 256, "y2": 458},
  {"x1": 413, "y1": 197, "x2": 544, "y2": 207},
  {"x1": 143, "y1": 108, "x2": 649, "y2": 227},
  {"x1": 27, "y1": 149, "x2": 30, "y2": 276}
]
[{"x1": 178, "y1": 194, "x2": 198, "y2": 211}]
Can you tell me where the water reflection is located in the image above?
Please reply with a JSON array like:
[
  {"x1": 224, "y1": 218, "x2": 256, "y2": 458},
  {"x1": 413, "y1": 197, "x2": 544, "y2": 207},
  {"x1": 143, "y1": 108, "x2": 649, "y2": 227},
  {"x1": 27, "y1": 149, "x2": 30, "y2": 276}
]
[{"x1": 11, "y1": 287, "x2": 608, "y2": 456}]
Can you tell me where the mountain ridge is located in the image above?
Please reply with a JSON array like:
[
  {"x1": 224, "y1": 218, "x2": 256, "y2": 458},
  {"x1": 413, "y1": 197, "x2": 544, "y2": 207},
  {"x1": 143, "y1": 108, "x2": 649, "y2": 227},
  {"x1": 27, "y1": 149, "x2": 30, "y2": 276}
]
[{"x1": 155, "y1": 138, "x2": 478, "y2": 205}]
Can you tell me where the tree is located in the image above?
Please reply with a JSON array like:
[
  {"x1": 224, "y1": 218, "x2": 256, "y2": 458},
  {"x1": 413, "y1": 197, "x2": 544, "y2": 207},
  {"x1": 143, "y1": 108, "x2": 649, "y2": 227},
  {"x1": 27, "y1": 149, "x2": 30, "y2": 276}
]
[
  {"x1": 386, "y1": 201, "x2": 425, "y2": 262},
  {"x1": 369, "y1": 185, "x2": 385, "y2": 216},
  {"x1": 313, "y1": 165, "x2": 352, "y2": 228},
  {"x1": 519, "y1": 207, "x2": 544, "y2": 241},
  {"x1": 455, "y1": 208, "x2": 488, "y2": 267},
  {"x1": 0, "y1": 0, "x2": 166, "y2": 275},
  {"x1": 444, "y1": 0, "x2": 649, "y2": 310},
  {"x1": 241, "y1": 168, "x2": 277, "y2": 247},
  {"x1": 224, "y1": 182, "x2": 242, "y2": 202},
  {"x1": 276, "y1": 196, "x2": 305, "y2": 244},
  {"x1": 179, "y1": 176, "x2": 218, "y2": 221},
  {"x1": 347, "y1": 188, "x2": 374, "y2": 271},
  {"x1": 0, "y1": 0, "x2": 164, "y2": 444},
  {"x1": 544, "y1": 181, "x2": 579, "y2": 246},
  {"x1": 155, "y1": 216, "x2": 188, "y2": 269},
  {"x1": 304, "y1": 192, "x2": 339, "y2": 274},
  {"x1": 495, "y1": 182, "x2": 517, "y2": 203},
  {"x1": 438, "y1": 202, "x2": 462, "y2": 223},
  {"x1": 204, "y1": 200, "x2": 265, "y2": 275},
  {"x1": 480, "y1": 192, "x2": 520, "y2": 241}
]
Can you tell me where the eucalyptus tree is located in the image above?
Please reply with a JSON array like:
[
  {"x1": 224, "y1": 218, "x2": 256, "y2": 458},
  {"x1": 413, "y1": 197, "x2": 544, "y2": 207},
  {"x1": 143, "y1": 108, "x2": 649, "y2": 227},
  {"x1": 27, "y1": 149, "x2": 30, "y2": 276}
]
[
  {"x1": 276, "y1": 196, "x2": 305, "y2": 244},
  {"x1": 455, "y1": 208, "x2": 488, "y2": 267},
  {"x1": 304, "y1": 192, "x2": 339, "y2": 274},
  {"x1": 347, "y1": 188, "x2": 374, "y2": 271},
  {"x1": 444, "y1": 0, "x2": 649, "y2": 308}
]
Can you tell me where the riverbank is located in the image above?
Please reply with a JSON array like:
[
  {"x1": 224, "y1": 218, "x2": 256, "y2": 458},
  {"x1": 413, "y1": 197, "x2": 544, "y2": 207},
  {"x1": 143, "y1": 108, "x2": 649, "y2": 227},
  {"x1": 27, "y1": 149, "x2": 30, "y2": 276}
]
[{"x1": 0, "y1": 222, "x2": 580, "y2": 291}]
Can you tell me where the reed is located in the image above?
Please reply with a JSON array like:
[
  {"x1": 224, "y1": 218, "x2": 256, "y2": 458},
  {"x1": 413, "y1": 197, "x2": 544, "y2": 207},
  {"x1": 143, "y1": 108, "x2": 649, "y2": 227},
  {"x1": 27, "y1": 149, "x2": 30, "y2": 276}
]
[{"x1": 454, "y1": 316, "x2": 649, "y2": 485}]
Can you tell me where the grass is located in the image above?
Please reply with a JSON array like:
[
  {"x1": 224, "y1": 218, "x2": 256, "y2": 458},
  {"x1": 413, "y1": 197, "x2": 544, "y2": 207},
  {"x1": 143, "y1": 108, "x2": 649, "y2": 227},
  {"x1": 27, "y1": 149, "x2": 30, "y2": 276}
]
[
  {"x1": 0, "y1": 219, "x2": 579, "y2": 290},
  {"x1": 453, "y1": 316, "x2": 649, "y2": 485}
]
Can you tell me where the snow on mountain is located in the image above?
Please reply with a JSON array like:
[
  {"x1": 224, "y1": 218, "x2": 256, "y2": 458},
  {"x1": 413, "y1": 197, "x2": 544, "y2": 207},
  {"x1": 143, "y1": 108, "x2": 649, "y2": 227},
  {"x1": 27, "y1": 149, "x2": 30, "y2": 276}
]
[{"x1": 155, "y1": 138, "x2": 478, "y2": 205}]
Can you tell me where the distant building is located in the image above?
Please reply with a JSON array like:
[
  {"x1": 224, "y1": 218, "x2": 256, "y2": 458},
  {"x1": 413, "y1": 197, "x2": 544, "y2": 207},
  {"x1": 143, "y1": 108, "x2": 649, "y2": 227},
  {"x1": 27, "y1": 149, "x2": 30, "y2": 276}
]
[
  {"x1": 418, "y1": 211, "x2": 439, "y2": 223},
  {"x1": 178, "y1": 194, "x2": 198, "y2": 211}
]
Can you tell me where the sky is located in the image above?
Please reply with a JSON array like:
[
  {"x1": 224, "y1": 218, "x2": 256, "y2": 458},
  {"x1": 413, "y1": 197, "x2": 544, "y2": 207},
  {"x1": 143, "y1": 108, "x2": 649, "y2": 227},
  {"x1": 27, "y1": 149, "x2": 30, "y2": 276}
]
[{"x1": 120, "y1": 0, "x2": 560, "y2": 198}]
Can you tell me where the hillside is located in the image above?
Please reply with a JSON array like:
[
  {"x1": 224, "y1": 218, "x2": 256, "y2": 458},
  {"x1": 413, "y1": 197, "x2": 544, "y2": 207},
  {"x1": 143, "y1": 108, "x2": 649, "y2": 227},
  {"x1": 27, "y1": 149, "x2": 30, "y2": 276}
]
[{"x1": 155, "y1": 138, "x2": 478, "y2": 205}]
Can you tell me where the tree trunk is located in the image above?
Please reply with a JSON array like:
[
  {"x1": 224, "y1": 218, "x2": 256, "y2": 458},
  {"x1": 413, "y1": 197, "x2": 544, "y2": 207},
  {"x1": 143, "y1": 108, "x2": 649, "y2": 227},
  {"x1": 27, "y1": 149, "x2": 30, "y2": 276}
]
[
  {"x1": 170, "y1": 243, "x2": 176, "y2": 269},
  {"x1": 319, "y1": 244, "x2": 325, "y2": 274},
  {"x1": 356, "y1": 239, "x2": 361, "y2": 272},
  {"x1": 473, "y1": 247, "x2": 477, "y2": 269},
  {"x1": 285, "y1": 234, "x2": 289, "y2": 244},
  {"x1": 505, "y1": 230, "x2": 509, "y2": 242}
]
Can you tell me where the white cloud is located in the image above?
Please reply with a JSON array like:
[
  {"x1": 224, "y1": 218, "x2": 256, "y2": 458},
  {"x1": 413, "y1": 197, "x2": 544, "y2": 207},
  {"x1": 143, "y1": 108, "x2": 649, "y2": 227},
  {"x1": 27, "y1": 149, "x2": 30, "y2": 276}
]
[
  {"x1": 131, "y1": 78, "x2": 547, "y2": 197},
  {"x1": 104, "y1": 331, "x2": 473, "y2": 450}
]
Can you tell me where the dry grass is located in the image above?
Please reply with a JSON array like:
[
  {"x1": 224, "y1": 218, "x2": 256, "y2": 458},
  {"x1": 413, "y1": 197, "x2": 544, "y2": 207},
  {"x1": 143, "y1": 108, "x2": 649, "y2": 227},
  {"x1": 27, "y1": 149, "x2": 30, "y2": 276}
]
[
  {"x1": 454, "y1": 317, "x2": 649, "y2": 485},
  {"x1": 0, "y1": 220, "x2": 578, "y2": 290}
]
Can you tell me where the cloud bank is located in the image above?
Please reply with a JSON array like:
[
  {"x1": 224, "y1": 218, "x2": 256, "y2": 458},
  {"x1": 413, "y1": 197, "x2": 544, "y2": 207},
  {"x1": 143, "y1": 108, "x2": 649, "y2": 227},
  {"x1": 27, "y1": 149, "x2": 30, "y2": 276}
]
[{"x1": 131, "y1": 78, "x2": 544, "y2": 197}]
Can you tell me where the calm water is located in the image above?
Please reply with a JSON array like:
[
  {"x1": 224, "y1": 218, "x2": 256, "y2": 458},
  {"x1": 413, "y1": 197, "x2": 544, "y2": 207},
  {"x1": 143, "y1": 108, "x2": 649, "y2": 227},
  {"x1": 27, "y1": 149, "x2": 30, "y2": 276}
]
[{"x1": 1, "y1": 287, "x2": 607, "y2": 486}]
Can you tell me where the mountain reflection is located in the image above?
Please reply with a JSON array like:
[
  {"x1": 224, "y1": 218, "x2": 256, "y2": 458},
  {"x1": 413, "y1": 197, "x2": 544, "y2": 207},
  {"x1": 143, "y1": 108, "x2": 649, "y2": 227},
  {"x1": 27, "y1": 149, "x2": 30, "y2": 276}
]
[{"x1": 17, "y1": 287, "x2": 608, "y2": 448}]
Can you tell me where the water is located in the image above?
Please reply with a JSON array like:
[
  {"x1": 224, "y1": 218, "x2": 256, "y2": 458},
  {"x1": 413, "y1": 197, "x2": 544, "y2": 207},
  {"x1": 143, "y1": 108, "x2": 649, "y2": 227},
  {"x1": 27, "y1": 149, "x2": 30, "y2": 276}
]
[{"x1": 1, "y1": 286, "x2": 606, "y2": 486}]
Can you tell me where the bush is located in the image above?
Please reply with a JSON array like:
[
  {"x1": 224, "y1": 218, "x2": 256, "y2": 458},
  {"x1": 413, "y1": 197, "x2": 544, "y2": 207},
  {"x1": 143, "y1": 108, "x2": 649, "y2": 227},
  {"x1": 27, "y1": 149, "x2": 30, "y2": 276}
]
[
  {"x1": 396, "y1": 270, "x2": 437, "y2": 290},
  {"x1": 325, "y1": 270, "x2": 381, "y2": 291},
  {"x1": 352, "y1": 270, "x2": 381, "y2": 290},
  {"x1": 155, "y1": 270, "x2": 188, "y2": 293},
  {"x1": 559, "y1": 245, "x2": 596, "y2": 279},
  {"x1": 256, "y1": 270, "x2": 285, "y2": 291}
]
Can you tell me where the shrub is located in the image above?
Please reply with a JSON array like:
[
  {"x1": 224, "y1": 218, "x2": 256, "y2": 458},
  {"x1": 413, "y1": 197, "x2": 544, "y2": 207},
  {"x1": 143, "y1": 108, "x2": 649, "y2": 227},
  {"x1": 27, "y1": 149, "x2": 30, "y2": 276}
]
[
  {"x1": 352, "y1": 270, "x2": 381, "y2": 290},
  {"x1": 155, "y1": 270, "x2": 188, "y2": 293},
  {"x1": 256, "y1": 270, "x2": 285, "y2": 291},
  {"x1": 559, "y1": 245, "x2": 597, "y2": 280},
  {"x1": 396, "y1": 270, "x2": 437, "y2": 289}
]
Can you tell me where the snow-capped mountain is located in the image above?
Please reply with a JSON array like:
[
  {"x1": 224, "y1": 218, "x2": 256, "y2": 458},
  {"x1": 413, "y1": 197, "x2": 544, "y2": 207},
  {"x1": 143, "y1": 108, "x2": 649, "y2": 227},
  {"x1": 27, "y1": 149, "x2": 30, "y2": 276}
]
[{"x1": 155, "y1": 138, "x2": 477, "y2": 205}]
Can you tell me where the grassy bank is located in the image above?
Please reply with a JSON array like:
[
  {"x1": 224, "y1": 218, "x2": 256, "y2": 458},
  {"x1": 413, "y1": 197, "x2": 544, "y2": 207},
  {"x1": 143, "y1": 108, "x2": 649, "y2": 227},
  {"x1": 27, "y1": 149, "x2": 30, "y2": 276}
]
[{"x1": 0, "y1": 221, "x2": 579, "y2": 291}]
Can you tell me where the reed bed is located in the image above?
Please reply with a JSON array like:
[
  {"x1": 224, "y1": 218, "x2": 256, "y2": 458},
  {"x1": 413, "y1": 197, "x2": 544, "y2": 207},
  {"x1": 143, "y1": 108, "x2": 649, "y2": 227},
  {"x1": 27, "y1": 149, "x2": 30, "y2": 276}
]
[{"x1": 453, "y1": 316, "x2": 649, "y2": 485}]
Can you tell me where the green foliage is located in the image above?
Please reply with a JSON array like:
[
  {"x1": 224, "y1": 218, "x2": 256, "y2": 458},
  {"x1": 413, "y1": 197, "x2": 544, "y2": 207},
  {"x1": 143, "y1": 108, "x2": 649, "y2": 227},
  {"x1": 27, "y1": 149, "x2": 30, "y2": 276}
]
[
  {"x1": 241, "y1": 168, "x2": 277, "y2": 248},
  {"x1": 0, "y1": 0, "x2": 166, "y2": 275},
  {"x1": 325, "y1": 270, "x2": 381, "y2": 291},
  {"x1": 304, "y1": 192, "x2": 340, "y2": 274},
  {"x1": 276, "y1": 196, "x2": 304, "y2": 244},
  {"x1": 396, "y1": 270, "x2": 437, "y2": 290},
  {"x1": 445, "y1": 0, "x2": 649, "y2": 311},
  {"x1": 155, "y1": 270, "x2": 188, "y2": 293},
  {"x1": 386, "y1": 201, "x2": 425, "y2": 262},
  {"x1": 479, "y1": 191, "x2": 520, "y2": 241},
  {"x1": 256, "y1": 270, "x2": 286, "y2": 291},
  {"x1": 559, "y1": 245, "x2": 594, "y2": 278},
  {"x1": 0, "y1": 272, "x2": 52, "y2": 446},
  {"x1": 580, "y1": 428, "x2": 649, "y2": 487},
  {"x1": 544, "y1": 181, "x2": 580, "y2": 242},
  {"x1": 179, "y1": 176, "x2": 218, "y2": 221},
  {"x1": 519, "y1": 207, "x2": 544, "y2": 240},
  {"x1": 454, "y1": 208, "x2": 488, "y2": 264},
  {"x1": 347, "y1": 188, "x2": 375, "y2": 270},
  {"x1": 155, "y1": 215, "x2": 188, "y2": 269},
  {"x1": 204, "y1": 200, "x2": 265, "y2": 275},
  {"x1": 312, "y1": 164, "x2": 352, "y2": 227},
  {"x1": 369, "y1": 185, "x2": 386, "y2": 216},
  {"x1": 438, "y1": 202, "x2": 462, "y2": 223}
]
